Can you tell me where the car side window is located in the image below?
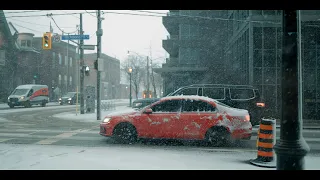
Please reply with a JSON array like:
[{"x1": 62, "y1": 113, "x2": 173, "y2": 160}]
[
  {"x1": 202, "y1": 88, "x2": 225, "y2": 99},
  {"x1": 175, "y1": 88, "x2": 198, "y2": 96},
  {"x1": 230, "y1": 88, "x2": 255, "y2": 99},
  {"x1": 151, "y1": 100, "x2": 181, "y2": 112},
  {"x1": 182, "y1": 99, "x2": 216, "y2": 112}
]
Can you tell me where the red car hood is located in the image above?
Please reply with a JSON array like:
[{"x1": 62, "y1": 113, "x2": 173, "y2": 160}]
[{"x1": 105, "y1": 109, "x2": 139, "y2": 118}]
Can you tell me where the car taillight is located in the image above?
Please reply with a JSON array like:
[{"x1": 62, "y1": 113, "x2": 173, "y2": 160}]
[
  {"x1": 245, "y1": 115, "x2": 250, "y2": 121},
  {"x1": 256, "y1": 102, "x2": 265, "y2": 107}
]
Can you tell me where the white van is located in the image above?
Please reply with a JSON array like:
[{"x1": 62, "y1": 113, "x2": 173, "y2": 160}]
[{"x1": 7, "y1": 84, "x2": 49, "y2": 108}]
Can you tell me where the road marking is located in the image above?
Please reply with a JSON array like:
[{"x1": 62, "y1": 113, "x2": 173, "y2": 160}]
[
  {"x1": 34, "y1": 128, "x2": 96, "y2": 145},
  {"x1": 0, "y1": 138, "x2": 13, "y2": 143}
]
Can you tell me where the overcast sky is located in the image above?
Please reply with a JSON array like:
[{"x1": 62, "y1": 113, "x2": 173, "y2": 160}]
[{"x1": 4, "y1": 10, "x2": 169, "y2": 64}]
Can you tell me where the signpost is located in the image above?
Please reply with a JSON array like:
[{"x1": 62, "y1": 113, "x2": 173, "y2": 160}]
[
  {"x1": 61, "y1": 34, "x2": 90, "y2": 40},
  {"x1": 52, "y1": 34, "x2": 61, "y2": 43},
  {"x1": 81, "y1": 45, "x2": 95, "y2": 50}
]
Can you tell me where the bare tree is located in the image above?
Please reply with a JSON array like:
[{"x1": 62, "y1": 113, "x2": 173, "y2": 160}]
[
  {"x1": 150, "y1": 61, "x2": 162, "y2": 98},
  {"x1": 121, "y1": 55, "x2": 146, "y2": 99}
]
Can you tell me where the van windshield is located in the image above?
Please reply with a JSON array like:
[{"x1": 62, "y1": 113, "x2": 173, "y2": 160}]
[{"x1": 11, "y1": 89, "x2": 29, "y2": 96}]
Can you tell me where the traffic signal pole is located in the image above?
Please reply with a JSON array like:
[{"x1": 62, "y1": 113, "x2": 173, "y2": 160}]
[
  {"x1": 96, "y1": 10, "x2": 103, "y2": 120},
  {"x1": 273, "y1": 10, "x2": 309, "y2": 170},
  {"x1": 79, "y1": 13, "x2": 85, "y2": 114}
]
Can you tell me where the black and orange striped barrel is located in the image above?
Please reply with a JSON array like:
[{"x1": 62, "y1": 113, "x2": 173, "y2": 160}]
[{"x1": 255, "y1": 118, "x2": 276, "y2": 162}]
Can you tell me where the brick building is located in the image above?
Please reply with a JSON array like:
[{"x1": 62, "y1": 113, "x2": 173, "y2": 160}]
[{"x1": 83, "y1": 53, "x2": 121, "y2": 99}]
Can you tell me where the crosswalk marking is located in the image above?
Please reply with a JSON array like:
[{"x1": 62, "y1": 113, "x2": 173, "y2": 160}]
[{"x1": 35, "y1": 127, "x2": 98, "y2": 145}]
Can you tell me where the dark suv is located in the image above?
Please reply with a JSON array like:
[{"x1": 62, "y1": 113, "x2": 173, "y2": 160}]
[{"x1": 169, "y1": 84, "x2": 265, "y2": 126}]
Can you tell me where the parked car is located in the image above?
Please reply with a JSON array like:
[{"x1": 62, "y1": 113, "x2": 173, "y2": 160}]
[
  {"x1": 131, "y1": 84, "x2": 265, "y2": 126},
  {"x1": 7, "y1": 84, "x2": 49, "y2": 108},
  {"x1": 59, "y1": 92, "x2": 80, "y2": 105},
  {"x1": 100, "y1": 95, "x2": 252, "y2": 146}
]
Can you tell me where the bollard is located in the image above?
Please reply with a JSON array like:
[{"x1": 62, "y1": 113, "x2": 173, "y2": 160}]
[{"x1": 250, "y1": 118, "x2": 276, "y2": 168}]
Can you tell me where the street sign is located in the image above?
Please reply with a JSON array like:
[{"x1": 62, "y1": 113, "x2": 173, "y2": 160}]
[
  {"x1": 81, "y1": 45, "x2": 95, "y2": 50},
  {"x1": 61, "y1": 35, "x2": 90, "y2": 40},
  {"x1": 52, "y1": 34, "x2": 61, "y2": 43}
]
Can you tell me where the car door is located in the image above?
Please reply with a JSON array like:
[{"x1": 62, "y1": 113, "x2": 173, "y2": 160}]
[
  {"x1": 139, "y1": 99, "x2": 182, "y2": 139},
  {"x1": 179, "y1": 99, "x2": 218, "y2": 139}
]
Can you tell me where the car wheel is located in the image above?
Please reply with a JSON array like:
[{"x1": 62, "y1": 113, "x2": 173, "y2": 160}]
[
  {"x1": 205, "y1": 127, "x2": 231, "y2": 147},
  {"x1": 9, "y1": 105, "x2": 14, "y2": 108},
  {"x1": 41, "y1": 101, "x2": 46, "y2": 107},
  {"x1": 113, "y1": 123, "x2": 137, "y2": 144}
]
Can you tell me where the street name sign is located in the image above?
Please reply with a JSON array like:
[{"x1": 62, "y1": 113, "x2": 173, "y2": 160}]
[
  {"x1": 61, "y1": 35, "x2": 90, "y2": 40},
  {"x1": 81, "y1": 45, "x2": 95, "y2": 50}
]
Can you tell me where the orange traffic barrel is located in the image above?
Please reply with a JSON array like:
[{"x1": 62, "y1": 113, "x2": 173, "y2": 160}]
[{"x1": 250, "y1": 118, "x2": 276, "y2": 168}]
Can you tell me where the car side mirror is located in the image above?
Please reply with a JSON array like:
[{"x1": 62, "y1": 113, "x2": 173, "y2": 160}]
[{"x1": 143, "y1": 108, "x2": 153, "y2": 114}]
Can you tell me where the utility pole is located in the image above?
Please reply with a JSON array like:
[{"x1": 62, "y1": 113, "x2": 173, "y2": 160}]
[
  {"x1": 146, "y1": 56, "x2": 150, "y2": 98},
  {"x1": 66, "y1": 32, "x2": 69, "y2": 92},
  {"x1": 273, "y1": 10, "x2": 309, "y2": 170},
  {"x1": 79, "y1": 13, "x2": 85, "y2": 114},
  {"x1": 96, "y1": 10, "x2": 103, "y2": 120}
]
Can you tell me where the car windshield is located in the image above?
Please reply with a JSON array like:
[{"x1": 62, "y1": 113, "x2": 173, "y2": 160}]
[
  {"x1": 11, "y1": 89, "x2": 29, "y2": 96},
  {"x1": 63, "y1": 92, "x2": 76, "y2": 97}
]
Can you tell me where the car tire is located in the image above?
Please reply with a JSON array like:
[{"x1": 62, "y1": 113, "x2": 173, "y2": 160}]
[
  {"x1": 113, "y1": 123, "x2": 137, "y2": 144},
  {"x1": 41, "y1": 101, "x2": 46, "y2": 107},
  {"x1": 9, "y1": 105, "x2": 14, "y2": 108},
  {"x1": 205, "y1": 127, "x2": 231, "y2": 147}
]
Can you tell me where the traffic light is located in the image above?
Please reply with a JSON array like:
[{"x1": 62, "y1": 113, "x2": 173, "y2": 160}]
[
  {"x1": 33, "y1": 73, "x2": 39, "y2": 79},
  {"x1": 42, "y1": 33, "x2": 52, "y2": 50}
]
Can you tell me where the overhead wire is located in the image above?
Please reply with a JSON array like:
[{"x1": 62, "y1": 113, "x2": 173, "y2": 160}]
[
  {"x1": 6, "y1": 17, "x2": 75, "y2": 28},
  {"x1": 5, "y1": 10, "x2": 55, "y2": 14},
  {"x1": 85, "y1": 10, "x2": 97, "y2": 17},
  {"x1": 5, "y1": 10, "x2": 281, "y2": 25},
  {"x1": 11, "y1": 23, "x2": 44, "y2": 33},
  {"x1": 60, "y1": 10, "x2": 80, "y2": 19},
  {"x1": 49, "y1": 15, "x2": 78, "y2": 34}
]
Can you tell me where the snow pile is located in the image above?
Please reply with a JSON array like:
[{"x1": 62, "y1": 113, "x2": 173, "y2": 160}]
[{"x1": 53, "y1": 106, "x2": 135, "y2": 122}]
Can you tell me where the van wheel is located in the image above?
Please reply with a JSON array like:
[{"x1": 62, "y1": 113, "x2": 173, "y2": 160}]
[
  {"x1": 41, "y1": 101, "x2": 46, "y2": 107},
  {"x1": 24, "y1": 101, "x2": 31, "y2": 108}
]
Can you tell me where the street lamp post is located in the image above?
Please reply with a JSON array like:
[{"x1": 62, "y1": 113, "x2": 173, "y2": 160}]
[{"x1": 128, "y1": 67, "x2": 132, "y2": 107}]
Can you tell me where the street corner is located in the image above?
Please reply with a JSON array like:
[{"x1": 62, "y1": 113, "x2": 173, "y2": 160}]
[{"x1": 52, "y1": 111, "x2": 103, "y2": 123}]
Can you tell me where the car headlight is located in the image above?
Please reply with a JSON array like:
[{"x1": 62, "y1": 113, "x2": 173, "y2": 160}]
[
  {"x1": 20, "y1": 96, "x2": 25, "y2": 100},
  {"x1": 103, "y1": 117, "x2": 111, "y2": 123},
  {"x1": 59, "y1": 98, "x2": 62, "y2": 101},
  {"x1": 68, "y1": 98, "x2": 72, "y2": 100}
]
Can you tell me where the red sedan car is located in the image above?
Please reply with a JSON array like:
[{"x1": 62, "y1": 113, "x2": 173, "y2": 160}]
[{"x1": 100, "y1": 95, "x2": 252, "y2": 146}]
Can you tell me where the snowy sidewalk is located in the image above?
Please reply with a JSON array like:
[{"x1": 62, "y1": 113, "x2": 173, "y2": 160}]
[
  {"x1": 0, "y1": 143, "x2": 320, "y2": 170},
  {"x1": 53, "y1": 106, "x2": 136, "y2": 122}
]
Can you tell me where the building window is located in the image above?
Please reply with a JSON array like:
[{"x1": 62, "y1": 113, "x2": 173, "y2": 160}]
[
  {"x1": 21, "y1": 40, "x2": 27, "y2": 47},
  {"x1": 69, "y1": 57, "x2": 72, "y2": 67},
  {"x1": 179, "y1": 48, "x2": 200, "y2": 65},
  {"x1": 52, "y1": 52, "x2": 56, "y2": 68},
  {"x1": 179, "y1": 24, "x2": 200, "y2": 40},
  {"x1": 20, "y1": 40, "x2": 31, "y2": 47},
  {"x1": 69, "y1": 76, "x2": 72, "y2": 86},
  {"x1": 59, "y1": 74, "x2": 61, "y2": 85},
  {"x1": 65, "y1": 56, "x2": 68, "y2": 66},
  {"x1": 58, "y1": 53, "x2": 62, "y2": 65},
  {"x1": 64, "y1": 75, "x2": 67, "y2": 86}
]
